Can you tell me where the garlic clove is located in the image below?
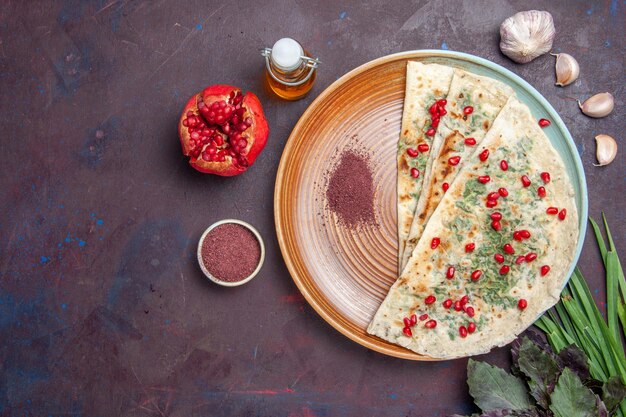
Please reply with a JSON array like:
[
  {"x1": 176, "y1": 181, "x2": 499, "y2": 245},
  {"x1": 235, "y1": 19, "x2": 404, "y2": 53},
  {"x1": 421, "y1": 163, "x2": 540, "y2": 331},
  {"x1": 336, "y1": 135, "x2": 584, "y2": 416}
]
[
  {"x1": 594, "y1": 134, "x2": 617, "y2": 166},
  {"x1": 499, "y1": 10, "x2": 555, "y2": 64},
  {"x1": 551, "y1": 53, "x2": 579, "y2": 86},
  {"x1": 578, "y1": 92, "x2": 614, "y2": 118}
]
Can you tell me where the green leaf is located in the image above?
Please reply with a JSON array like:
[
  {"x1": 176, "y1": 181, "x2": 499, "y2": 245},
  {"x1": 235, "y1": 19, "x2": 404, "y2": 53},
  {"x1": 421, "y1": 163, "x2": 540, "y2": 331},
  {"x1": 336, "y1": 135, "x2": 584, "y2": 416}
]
[
  {"x1": 607, "y1": 251, "x2": 621, "y2": 351},
  {"x1": 557, "y1": 344, "x2": 590, "y2": 381},
  {"x1": 550, "y1": 368, "x2": 599, "y2": 417},
  {"x1": 603, "y1": 376, "x2": 626, "y2": 414},
  {"x1": 467, "y1": 359, "x2": 534, "y2": 412},
  {"x1": 517, "y1": 337, "x2": 560, "y2": 408},
  {"x1": 589, "y1": 217, "x2": 608, "y2": 265}
]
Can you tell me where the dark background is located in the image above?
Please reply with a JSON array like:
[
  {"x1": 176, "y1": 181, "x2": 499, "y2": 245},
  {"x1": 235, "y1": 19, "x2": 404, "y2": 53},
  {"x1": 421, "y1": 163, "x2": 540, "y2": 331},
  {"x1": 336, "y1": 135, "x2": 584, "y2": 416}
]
[{"x1": 0, "y1": 0, "x2": 624, "y2": 416}]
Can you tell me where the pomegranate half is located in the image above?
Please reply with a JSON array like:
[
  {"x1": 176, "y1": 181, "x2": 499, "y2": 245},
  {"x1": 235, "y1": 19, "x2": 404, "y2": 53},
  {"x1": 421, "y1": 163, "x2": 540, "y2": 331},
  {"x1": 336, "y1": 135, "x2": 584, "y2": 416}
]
[{"x1": 179, "y1": 85, "x2": 269, "y2": 176}]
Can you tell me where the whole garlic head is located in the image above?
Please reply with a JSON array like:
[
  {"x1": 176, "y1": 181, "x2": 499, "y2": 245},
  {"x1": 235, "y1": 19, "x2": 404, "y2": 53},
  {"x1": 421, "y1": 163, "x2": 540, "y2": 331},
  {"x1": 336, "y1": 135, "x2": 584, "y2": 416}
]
[{"x1": 500, "y1": 10, "x2": 555, "y2": 64}]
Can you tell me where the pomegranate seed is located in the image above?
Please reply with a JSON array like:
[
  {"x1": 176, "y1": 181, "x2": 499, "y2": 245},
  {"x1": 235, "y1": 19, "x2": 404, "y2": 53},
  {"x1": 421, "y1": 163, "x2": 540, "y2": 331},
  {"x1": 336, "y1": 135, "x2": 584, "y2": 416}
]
[
  {"x1": 500, "y1": 265, "x2": 510, "y2": 275},
  {"x1": 460, "y1": 295, "x2": 469, "y2": 306},
  {"x1": 526, "y1": 252, "x2": 538, "y2": 262},
  {"x1": 498, "y1": 187, "x2": 509, "y2": 197},
  {"x1": 465, "y1": 243, "x2": 476, "y2": 253},
  {"x1": 541, "y1": 265, "x2": 551, "y2": 276},
  {"x1": 468, "y1": 322, "x2": 476, "y2": 333},
  {"x1": 520, "y1": 230, "x2": 531, "y2": 239},
  {"x1": 425, "y1": 295, "x2": 436, "y2": 305},
  {"x1": 479, "y1": 149, "x2": 490, "y2": 161},
  {"x1": 442, "y1": 182, "x2": 449, "y2": 192},
  {"x1": 443, "y1": 299, "x2": 453, "y2": 309},
  {"x1": 558, "y1": 209, "x2": 567, "y2": 221},
  {"x1": 403, "y1": 327, "x2": 413, "y2": 337},
  {"x1": 546, "y1": 207, "x2": 559, "y2": 215},
  {"x1": 431, "y1": 237, "x2": 441, "y2": 249},
  {"x1": 471, "y1": 270, "x2": 482, "y2": 281},
  {"x1": 515, "y1": 255, "x2": 526, "y2": 264},
  {"x1": 431, "y1": 117, "x2": 440, "y2": 128},
  {"x1": 538, "y1": 186, "x2": 546, "y2": 198},
  {"x1": 463, "y1": 106, "x2": 474, "y2": 115},
  {"x1": 465, "y1": 137, "x2": 477, "y2": 146},
  {"x1": 419, "y1": 313, "x2": 429, "y2": 321},
  {"x1": 538, "y1": 118, "x2": 551, "y2": 128},
  {"x1": 426, "y1": 128, "x2": 436, "y2": 136},
  {"x1": 478, "y1": 175, "x2": 491, "y2": 184},
  {"x1": 494, "y1": 253, "x2": 505, "y2": 263},
  {"x1": 407, "y1": 148, "x2": 418, "y2": 158},
  {"x1": 424, "y1": 320, "x2": 437, "y2": 329},
  {"x1": 521, "y1": 175, "x2": 531, "y2": 187},
  {"x1": 429, "y1": 103, "x2": 438, "y2": 115},
  {"x1": 448, "y1": 156, "x2": 461, "y2": 166},
  {"x1": 465, "y1": 306, "x2": 475, "y2": 317},
  {"x1": 446, "y1": 266, "x2": 455, "y2": 279},
  {"x1": 410, "y1": 168, "x2": 420, "y2": 178},
  {"x1": 403, "y1": 317, "x2": 411, "y2": 327},
  {"x1": 410, "y1": 314, "x2": 418, "y2": 325},
  {"x1": 437, "y1": 99, "x2": 447, "y2": 107},
  {"x1": 541, "y1": 172, "x2": 551, "y2": 183},
  {"x1": 459, "y1": 326, "x2": 468, "y2": 338},
  {"x1": 486, "y1": 199, "x2": 498, "y2": 208},
  {"x1": 500, "y1": 160, "x2": 509, "y2": 171},
  {"x1": 513, "y1": 231, "x2": 523, "y2": 241},
  {"x1": 491, "y1": 212, "x2": 502, "y2": 221},
  {"x1": 503, "y1": 243, "x2": 515, "y2": 254},
  {"x1": 487, "y1": 192, "x2": 499, "y2": 200},
  {"x1": 418, "y1": 143, "x2": 430, "y2": 153},
  {"x1": 454, "y1": 301, "x2": 462, "y2": 311},
  {"x1": 439, "y1": 108, "x2": 448, "y2": 116},
  {"x1": 518, "y1": 299, "x2": 528, "y2": 310},
  {"x1": 491, "y1": 220, "x2": 502, "y2": 231}
]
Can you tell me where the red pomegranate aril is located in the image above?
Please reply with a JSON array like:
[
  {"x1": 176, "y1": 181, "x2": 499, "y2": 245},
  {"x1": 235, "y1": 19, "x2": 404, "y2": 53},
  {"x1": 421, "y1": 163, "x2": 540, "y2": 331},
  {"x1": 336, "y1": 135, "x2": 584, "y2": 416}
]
[
  {"x1": 500, "y1": 160, "x2": 509, "y2": 171},
  {"x1": 407, "y1": 148, "x2": 419, "y2": 158},
  {"x1": 492, "y1": 220, "x2": 502, "y2": 231},
  {"x1": 426, "y1": 128, "x2": 436, "y2": 136},
  {"x1": 439, "y1": 108, "x2": 447, "y2": 116},
  {"x1": 446, "y1": 266, "x2": 455, "y2": 279},
  {"x1": 498, "y1": 187, "x2": 509, "y2": 197},
  {"x1": 541, "y1": 172, "x2": 551, "y2": 183},
  {"x1": 500, "y1": 265, "x2": 510, "y2": 275},
  {"x1": 479, "y1": 149, "x2": 490, "y2": 161},
  {"x1": 429, "y1": 103, "x2": 438, "y2": 115},
  {"x1": 442, "y1": 182, "x2": 449, "y2": 192},
  {"x1": 424, "y1": 320, "x2": 437, "y2": 329},
  {"x1": 418, "y1": 143, "x2": 430, "y2": 153},
  {"x1": 403, "y1": 317, "x2": 411, "y2": 327},
  {"x1": 487, "y1": 192, "x2": 499, "y2": 200},
  {"x1": 419, "y1": 313, "x2": 429, "y2": 321},
  {"x1": 558, "y1": 209, "x2": 567, "y2": 221},
  {"x1": 465, "y1": 242, "x2": 476, "y2": 253},
  {"x1": 515, "y1": 255, "x2": 526, "y2": 265},
  {"x1": 403, "y1": 327, "x2": 413, "y2": 337},
  {"x1": 454, "y1": 301, "x2": 462, "y2": 311},
  {"x1": 437, "y1": 99, "x2": 447, "y2": 107},
  {"x1": 526, "y1": 252, "x2": 538, "y2": 262},
  {"x1": 521, "y1": 175, "x2": 531, "y2": 187},
  {"x1": 468, "y1": 322, "x2": 476, "y2": 333},
  {"x1": 494, "y1": 253, "x2": 505, "y2": 263},
  {"x1": 465, "y1": 306, "x2": 475, "y2": 317},
  {"x1": 410, "y1": 168, "x2": 420, "y2": 178},
  {"x1": 547, "y1": 207, "x2": 559, "y2": 215},
  {"x1": 518, "y1": 299, "x2": 528, "y2": 310},
  {"x1": 459, "y1": 326, "x2": 468, "y2": 338},
  {"x1": 463, "y1": 106, "x2": 474, "y2": 115},
  {"x1": 478, "y1": 175, "x2": 491, "y2": 184},
  {"x1": 448, "y1": 156, "x2": 461, "y2": 166},
  {"x1": 465, "y1": 137, "x2": 477, "y2": 146},
  {"x1": 520, "y1": 230, "x2": 531, "y2": 239},
  {"x1": 538, "y1": 186, "x2": 547, "y2": 198},
  {"x1": 538, "y1": 118, "x2": 551, "y2": 128},
  {"x1": 443, "y1": 299, "x2": 453, "y2": 309},
  {"x1": 410, "y1": 314, "x2": 417, "y2": 325},
  {"x1": 491, "y1": 212, "x2": 502, "y2": 221},
  {"x1": 486, "y1": 199, "x2": 498, "y2": 208},
  {"x1": 471, "y1": 270, "x2": 482, "y2": 281},
  {"x1": 541, "y1": 265, "x2": 551, "y2": 276},
  {"x1": 431, "y1": 118, "x2": 440, "y2": 128},
  {"x1": 460, "y1": 295, "x2": 469, "y2": 306},
  {"x1": 431, "y1": 237, "x2": 441, "y2": 249},
  {"x1": 425, "y1": 295, "x2": 436, "y2": 305},
  {"x1": 513, "y1": 231, "x2": 523, "y2": 241},
  {"x1": 503, "y1": 243, "x2": 515, "y2": 254}
]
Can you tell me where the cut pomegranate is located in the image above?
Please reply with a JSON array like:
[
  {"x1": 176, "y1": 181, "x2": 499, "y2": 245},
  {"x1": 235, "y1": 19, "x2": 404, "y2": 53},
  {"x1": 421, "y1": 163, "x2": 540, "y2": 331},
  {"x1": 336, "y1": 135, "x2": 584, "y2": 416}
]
[{"x1": 179, "y1": 85, "x2": 269, "y2": 176}]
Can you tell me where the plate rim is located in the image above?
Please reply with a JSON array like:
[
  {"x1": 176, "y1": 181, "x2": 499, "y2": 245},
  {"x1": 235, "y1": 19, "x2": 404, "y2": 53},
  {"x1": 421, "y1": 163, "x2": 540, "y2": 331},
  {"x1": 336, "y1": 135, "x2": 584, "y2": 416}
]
[{"x1": 274, "y1": 49, "x2": 589, "y2": 360}]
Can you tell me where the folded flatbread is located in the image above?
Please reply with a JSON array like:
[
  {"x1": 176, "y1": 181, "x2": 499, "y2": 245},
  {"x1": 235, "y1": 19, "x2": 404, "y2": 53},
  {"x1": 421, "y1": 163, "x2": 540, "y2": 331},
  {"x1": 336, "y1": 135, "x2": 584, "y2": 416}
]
[
  {"x1": 369, "y1": 96, "x2": 578, "y2": 359},
  {"x1": 397, "y1": 62, "x2": 454, "y2": 272}
]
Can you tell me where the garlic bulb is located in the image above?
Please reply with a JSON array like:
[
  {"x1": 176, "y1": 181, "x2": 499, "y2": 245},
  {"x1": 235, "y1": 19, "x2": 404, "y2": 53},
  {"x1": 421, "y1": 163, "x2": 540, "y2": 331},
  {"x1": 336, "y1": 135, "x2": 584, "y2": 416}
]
[
  {"x1": 578, "y1": 93, "x2": 614, "y2": 118},
  {"x1": 594, "y1": 134, "x2": 617, "y2": 166},
  {"x1": 500, "y1": 10, "x2": 555, "y2": 64},
  {"x1": 552, "y1": 53, "x2": 579, "y2": 86}
]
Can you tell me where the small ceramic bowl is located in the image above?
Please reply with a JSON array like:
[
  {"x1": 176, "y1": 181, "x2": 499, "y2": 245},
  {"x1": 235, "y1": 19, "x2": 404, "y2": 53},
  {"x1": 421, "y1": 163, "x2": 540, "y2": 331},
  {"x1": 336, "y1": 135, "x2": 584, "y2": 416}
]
[{"x1": 197, "y1": 219, "x2": 265, "y2": 287}]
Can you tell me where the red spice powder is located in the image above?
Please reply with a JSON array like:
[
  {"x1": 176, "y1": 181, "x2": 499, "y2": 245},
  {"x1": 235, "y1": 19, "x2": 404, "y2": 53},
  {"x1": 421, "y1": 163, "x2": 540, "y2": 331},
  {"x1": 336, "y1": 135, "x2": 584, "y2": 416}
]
[
  {"x1": 201, "y1": 223, "x2": 261, "y2": 282},
  {"x1": 326, "y1": 150, "x2": 376, "y2": 227}
]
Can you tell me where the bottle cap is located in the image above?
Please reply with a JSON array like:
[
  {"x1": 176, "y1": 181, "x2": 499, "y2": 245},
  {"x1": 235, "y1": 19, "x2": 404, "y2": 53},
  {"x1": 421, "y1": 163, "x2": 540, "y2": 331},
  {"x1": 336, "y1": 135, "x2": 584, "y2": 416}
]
[{"x1": 270, "y1": 38, "x2": 304, "y2": 71}]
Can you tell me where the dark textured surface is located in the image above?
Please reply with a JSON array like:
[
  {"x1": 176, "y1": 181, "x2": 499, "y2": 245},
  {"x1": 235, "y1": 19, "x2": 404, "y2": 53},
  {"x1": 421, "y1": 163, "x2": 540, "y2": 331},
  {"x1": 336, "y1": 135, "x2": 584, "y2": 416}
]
[{"x1": 0, "y1": 1, "x2": 623, "y2": 416}]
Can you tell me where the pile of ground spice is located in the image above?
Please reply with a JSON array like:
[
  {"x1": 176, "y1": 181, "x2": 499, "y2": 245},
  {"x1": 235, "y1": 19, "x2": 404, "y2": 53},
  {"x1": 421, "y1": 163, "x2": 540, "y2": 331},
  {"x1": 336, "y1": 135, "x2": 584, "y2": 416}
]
[
  {"x1": 326, "y1": 150, "x2": 376, "y2": 227},
  {"x1": 201, "y1": 223, "x2": 261, "y2": 282}
]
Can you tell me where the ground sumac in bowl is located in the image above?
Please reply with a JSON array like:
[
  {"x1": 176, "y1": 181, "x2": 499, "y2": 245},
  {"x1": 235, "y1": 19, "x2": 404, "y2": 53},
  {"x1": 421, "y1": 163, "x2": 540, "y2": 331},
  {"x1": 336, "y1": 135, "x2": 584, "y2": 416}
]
[{"x1": 201, "y1": 223, "x2": 261, "y2": 282}]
